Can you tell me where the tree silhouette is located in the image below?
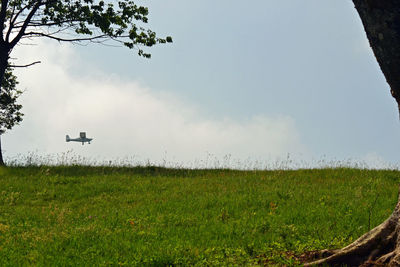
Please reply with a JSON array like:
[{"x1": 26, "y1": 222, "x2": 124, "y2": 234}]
[
  {"x1": 0, "y1": 0, "x2": 172, "y2": 165},
  {"x1": 0, "y1": 68, "x2": 22, "y2": 165}
]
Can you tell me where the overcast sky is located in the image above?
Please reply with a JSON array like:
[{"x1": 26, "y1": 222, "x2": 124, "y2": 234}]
[{"x1": 3, "y1": 0, "x2": 400, "y2": 168}]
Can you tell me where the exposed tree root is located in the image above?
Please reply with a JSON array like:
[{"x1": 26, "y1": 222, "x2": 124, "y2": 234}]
[{"x1": 305, "y1": 189, "x2": 400, "y2": 266}]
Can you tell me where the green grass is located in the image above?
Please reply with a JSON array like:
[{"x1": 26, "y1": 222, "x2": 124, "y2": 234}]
[{"x1": 0, "y1": 166, "x2": 399, "y2": 266}]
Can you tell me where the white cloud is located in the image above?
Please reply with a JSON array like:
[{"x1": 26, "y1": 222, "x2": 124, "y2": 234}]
[{"x1": 3, "y1": 41, "x2": 308, "y2": 167}]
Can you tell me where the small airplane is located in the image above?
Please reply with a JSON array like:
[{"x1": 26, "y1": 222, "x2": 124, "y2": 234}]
[{"x1": 66, "y1": 132, "x2": 93, "y2": 145}]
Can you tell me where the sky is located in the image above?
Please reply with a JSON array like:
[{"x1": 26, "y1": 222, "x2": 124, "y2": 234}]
[{"x1": 2, "y1": 0, "x2": 400, "y2": 168}]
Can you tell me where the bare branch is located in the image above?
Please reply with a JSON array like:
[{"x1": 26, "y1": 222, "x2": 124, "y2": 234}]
[
  {"x1": 10, "y1": 1, "x2": 46, "y2": 48},
  {"x1": 0, "y1": 0, "x2": 9, "y2": 41},
  {"x1": 23, "y1": 31, "x2": 108, "y2": 43},
  {"x1": 3, "y1": 2, "x2": 16, "y2": 40},
  {"x1": 8, "y1": 61, "x2": 41, "y2": 68},
  {"x1": 25, "y1": 19, "x2": 80, "y2": 28},
  {"x1": 6, "y1": 3, "x2": 31, "y2": 42}
]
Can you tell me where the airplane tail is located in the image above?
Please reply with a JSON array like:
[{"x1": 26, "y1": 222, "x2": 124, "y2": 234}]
[{"x1": 66, "y1": 135, "x2": 70, "y2": 142}]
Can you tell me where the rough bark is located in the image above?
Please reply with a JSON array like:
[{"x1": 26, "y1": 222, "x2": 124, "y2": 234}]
[
  {"x1": 353, "y1": 0, "x2": 400, "y2": 113},
  {"x1": 0, "y1": 42, "x2": 11, "y2": 166},
  {"x1": 306, "y1": 1, "x2": 400, "y2": 265},
  {"x1": 0, "y1": 135, "x2": 4, "y2": 166}
]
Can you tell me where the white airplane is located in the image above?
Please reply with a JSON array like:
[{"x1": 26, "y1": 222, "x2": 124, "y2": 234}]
[{"x1": 66, "y1": 132, "x2": 93, "y2": 145}]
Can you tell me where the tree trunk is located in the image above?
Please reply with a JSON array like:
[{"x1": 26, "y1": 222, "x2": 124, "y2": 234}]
[
  {"x1": 352, "y1": 0, "x2": 400, "y2": 113},
  {"x1": 0, "y1": 135, "x2": 4, "y2": 166},
  {"x1": 306, "y1": 1, "x2": 400, "y2": 266},
  {"x1": 0, "y1": 43, "x2": 10, "y2": 166}
]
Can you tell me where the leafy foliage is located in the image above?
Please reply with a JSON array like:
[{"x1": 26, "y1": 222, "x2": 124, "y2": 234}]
[
  {"x1": 0, "y1": 0, "x2": 172, "y2": 58},
  {"x1": 0, "y1": 68, "x2": 22, "y2": 134}
]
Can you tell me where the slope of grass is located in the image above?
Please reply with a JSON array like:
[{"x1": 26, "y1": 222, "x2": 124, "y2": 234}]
[{"x1": 0, "y1": 166, "x2": 399, "y2": 266}]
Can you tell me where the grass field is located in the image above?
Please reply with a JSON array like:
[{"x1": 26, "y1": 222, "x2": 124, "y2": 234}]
[{"x1": 0, "y1": 166, "x2": 399, "y2": 266}]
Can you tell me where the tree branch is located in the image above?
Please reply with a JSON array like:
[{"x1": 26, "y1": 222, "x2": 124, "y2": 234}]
[
  {"x1": 24, "y1": 31, "x2": 108, "y2": 42},
  {"x1": 0, "y1": 0, "x2": 9, "y2": 41},
  {"x1": 6, "y1": 3, "x2": 30, "y2": 42},
  {"x1": 10, "y1": 1, "x2": 45, "y2": 48},
  {"x1": 8, "y1": 61, "x2": 41, "y2": 68},
  {"x1": 25, "y1": 19, "x2": 81, "y2": 28}
]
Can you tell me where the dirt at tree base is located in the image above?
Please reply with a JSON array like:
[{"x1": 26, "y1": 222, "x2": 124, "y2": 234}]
[{"x1": 302, "y1": 189, "x2": 400, "y2": 266}]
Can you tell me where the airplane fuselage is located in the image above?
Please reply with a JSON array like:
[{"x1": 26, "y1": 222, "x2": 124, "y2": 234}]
[
  {"x1": 66, "y1": 132, "x2": 93, "y2": 145},
  {"x1": 67, "y1": 138, "x2": 93, "y2": 145}
]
